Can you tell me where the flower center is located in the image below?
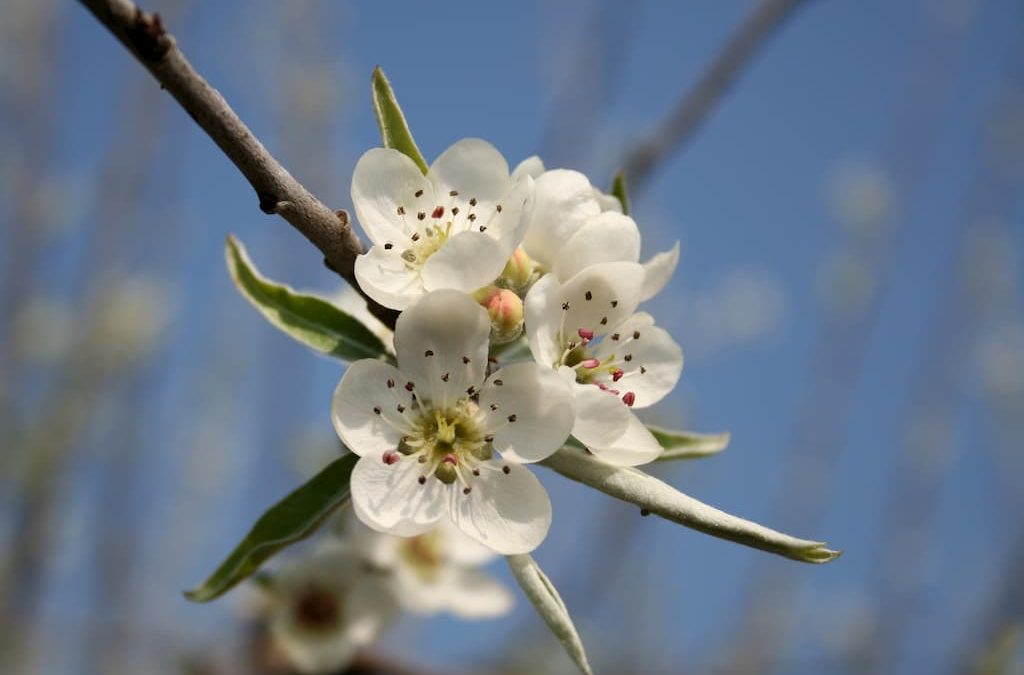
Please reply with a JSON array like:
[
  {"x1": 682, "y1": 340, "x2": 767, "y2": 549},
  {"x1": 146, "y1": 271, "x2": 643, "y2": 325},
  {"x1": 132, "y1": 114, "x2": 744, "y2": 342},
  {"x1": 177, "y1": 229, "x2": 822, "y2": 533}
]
[
  {"x1": 293, "y1": 586, "x2": 341, "y2": 633},
  {"x1": 399, "y1": 399, "x2": 492, "y2": 484},
  {"x1": 401, "y1": 222, "x2": 451, "y2": 270},
  {"x1": 398, "y1": 530, "x2": 444, "y2": 583},
  {"x1": 558, "y1": 327, "x2": 637, "y2": 406}
]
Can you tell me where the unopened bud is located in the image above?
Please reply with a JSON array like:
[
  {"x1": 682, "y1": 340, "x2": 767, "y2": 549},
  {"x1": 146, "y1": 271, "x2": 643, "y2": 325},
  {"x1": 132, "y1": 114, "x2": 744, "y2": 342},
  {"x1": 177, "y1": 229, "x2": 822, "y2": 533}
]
[
  {"x1": 475, "y1": 286, "x2": 524, "y2": 344},
  {"x1": 498, "y1": 247, "x2": 536, "y2": 290}
]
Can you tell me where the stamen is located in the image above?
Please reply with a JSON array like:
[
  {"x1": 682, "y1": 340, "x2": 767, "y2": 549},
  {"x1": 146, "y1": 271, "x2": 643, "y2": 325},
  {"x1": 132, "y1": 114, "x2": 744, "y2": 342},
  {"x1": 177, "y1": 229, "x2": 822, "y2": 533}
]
[
  {"x1": 463, "y1": 487, "x2": 472, "y2": 495},
  {"x1": 411, "y1": 232, "x2": 421, "y2": 242},
  {"x1": 580, "y1": 358, "x2": 600, "y2": 369},
  {"x1": 496, "y1": 204, "x2": 503, "y2": 212},
  {"x1": 373, "y1": 406, "x2": 381, "y2": 415},
  {"x1": 441, "y1": 372, "x2": 450, "y2": 382},
  {"x1": 612, "y1": 368, "x2": 625, "y2": 382},
  {"x1": 431, "y1": 206, "x2": 445, "y2": 219},
  {"x1": 442, "y1": 454, "x2": 458, "y2": 465},
  {"x1": 462, "y1": 356, "x2": 471, "y2": 364},
  {"x1": 469, "y1": 197, "x2": 477, "y2": 206},
  {"x1": 502, "y1": 465, "x2": 511, "y2": 475},
  {"x1": 585, "y1": 291, "x2": 593, "y2": 301},
  {"x1": 449, "y1": 190, "x2": 459, "y2": 196},
  {"x1": 640, "y1": 366, "x2": 647, "y2": 374},
  {"x1": 417, "y1": 212, "x2": 426, "y2": 220},
  {"x1": 624, "y1": 354, "x2": 633, "y2": 362},
  {"x1": 414, "y1": 189, "x2": 424, "y2": 198},
  {"x1": 452, "y1": 206, "x2": 460, "y2": 215},
  {"x1": 382, "y1": 451, "x2": 400, "y2": 465},
  {"x1": 418, "y1": 476, "x2": 427, "y2": 485},
  {"x1": 387, "y1": 378, "x2": 395, "y2": 388},
  {"x1": 622, "y1": 392, "x2": 636, "y2": 406},
  {"x1": 578, "y1": 328, "x2": 594, "y2": 342},
  {"x1": 397, "y1": 206, "x2": 405, "y2": 215},
  {"x1": 633, "y1": 330, "x2": 641, "y2": 339},
  {"x1": 384, "y1": 243, "x2": 393, "y2": 250},
  {"x1": 611, "y1": 333, "x2": 620, "y2": 341},
  {"x1": 397, "y1": 404, "x2": 406, "y2": 413},
  {"x1": 493, "y1": 379, "x2": 503, "y2": 386},
  {"x1": 507, "y1": 414, "x2": 517, "y2": 423},
  {"x1": 405, "y1": 382, "x2": 416, "y2": 391},
  {"x1": 562, "y1": 301, "x2": 570, "y2": 311},
  {"x1": 424, "y1": 350, "x2": 434, "y2": 357},
  {"x1": 600, "y1": 317, "x2": 608, "y2": 325},
  {"x1": 610, "y1": 300, "x2": 618, "y2": 308}
]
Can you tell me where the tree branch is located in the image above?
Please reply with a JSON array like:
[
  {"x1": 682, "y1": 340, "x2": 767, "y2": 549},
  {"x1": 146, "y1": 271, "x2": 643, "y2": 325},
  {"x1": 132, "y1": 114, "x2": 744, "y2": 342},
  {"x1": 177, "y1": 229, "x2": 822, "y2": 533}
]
[
  {"x1": 77, "y1": 0, "x2": 399, "y2": 328},
  {"x1": 622, "y1": 0, "x2": 814, "y2": 194}
]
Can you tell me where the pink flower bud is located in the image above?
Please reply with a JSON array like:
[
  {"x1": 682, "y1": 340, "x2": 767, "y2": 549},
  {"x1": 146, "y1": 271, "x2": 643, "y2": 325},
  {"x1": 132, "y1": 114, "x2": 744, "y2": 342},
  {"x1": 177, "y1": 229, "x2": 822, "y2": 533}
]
[{"x1": 475, "y1": 286, "x2": 524, "y2": 344}]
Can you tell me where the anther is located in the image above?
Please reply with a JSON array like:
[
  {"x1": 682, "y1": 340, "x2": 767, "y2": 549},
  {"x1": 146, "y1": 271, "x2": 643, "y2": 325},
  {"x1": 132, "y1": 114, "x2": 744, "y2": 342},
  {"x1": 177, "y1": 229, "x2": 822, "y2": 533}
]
[
  {"x1": 384, "y1": 243, "x2": 393, "y2": 250},
  {"x1": 507, "y1": 414, "x2": 517, "y2": 423},
  {"x1": 578, "y1": 328, "x2": 594, "y2": 342},
  {"x1": 611, "y1": 333, "x2": 620, "y2": 341},
  {"x1": 610, "y1": 300, "x2": 618, "y2": 308},
  {"x1": 633, "y1": 330, "x2": 640, "y2": 339},
  {"x1": 431, "y1": 206, "x2": 444, "y2": 219},
  {"x1": 472, "y1": 469, "x2": 481, "y2": 476},
  {"x1": 484, "y1": 435, "x2": 494, "y2": 443},
  {"x1": 411, "y1": 232, "x2": 421, "y2": 241},
  {"x1": 493, "y1": 379, "x2": 503, "y2": 386},
  {"x1": 387, "y1": 378, "x2": 395, "y2": 388},
  {"x1": 414, "y1": 189, "x2": 424, "y2": 197},
  {"x1": 479, "y1": 225, "x2": 487, "y2": 232},
  {"x1": 468, "y1": 213, "x2": 477, "y2": 221},
  {"x1": 463, "y1": 487, "x2": 472, "y2": 495},
  {"x1": 449, "y1": 190, "x2": 459, "y2": 197},
  {"x1": 382, "y1": 451, "x2": 400, "y2": 465},
  {"x1": 496, "y1": 204, "x2": 502, "y2": 212},
  {"x1": 417, "y1": 212, "x2": 426, "y2": 220},
  {"x1": 418, "y1": 476, "x2": 427, "y2": 485},
  {"x1": 622, "y1": 392, "x2": 636, "y2": 406},
  {"x1": 469, "y1": 197, "x2": 477, "y2": 206},
  {"x1": 490, "y1": 403, "x2": 499, "y2": 411},
  {"x1": 373, "y1": 406, "x2": 381, "y2": 415},
  {"x1": 640, "y1": 366, "x2": 647, "y2": 374},
  {"x1": 466, "y1": 386, "x2": 476, "y2": 396},
  {"x1": 452, "y1": 206, "x2": 460, "y2": 215},
  {"x1": 397, "y1": 404, "x2": 406, "y2": 413},
  {"x1": 600, "y1": 316, "x2": 608, "y2": 325},
  {"x1": 612, "y1": 368, "x2": 624, "y2": 382},
  {"x1": 405, "y1": 382, "x2": 416, "y2": 391},
  {"x1": 424, "y1": 349, "x2": 434, "y2": 357},
  {"x1": 624, "y1": 354, "x2": 633, "y2": 362},
  {"x1": 585, "y1": 291, "x2": 593, "y2": 301},
  {"x1": 462, "y1": 356, "x2": 471, "y2": 364},
  {"x1": 562, "y1": 301, "x2": 570, "y2": 311},
  {"x1": 441, "y1": 372, "x2": 450, "y2": 382},
  {"x1": 580, "y1": 358, "x2": 600, "y2": 369},
  {"x1": 418, "y1": 455, "x2": 427, "y2": 464},
  {"x1": 397, "y1": 206, "x2": 405, "y2": 215},
  {"x1": 502, "y1": 465, "x2": 511, "y2": 474}
]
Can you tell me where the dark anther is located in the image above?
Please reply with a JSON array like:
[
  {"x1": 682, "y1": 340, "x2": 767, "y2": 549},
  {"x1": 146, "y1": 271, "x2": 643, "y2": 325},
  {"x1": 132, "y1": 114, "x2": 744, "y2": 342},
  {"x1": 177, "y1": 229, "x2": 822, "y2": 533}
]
[
  {"x1": 414, "y1": 189, "x2": 424, "y2": 197},
  {"x1": 387, "y1": 378, "x2": 395, "y2": 388},
  {"x1": 610, "y1": 300, "x2": 619, "y2": 308},
  {"x1": 452, "y1": 207, "x2": 460, "y2": 215},
  {"x1": 633, "y1": 330, "x2": 640, "y2": 339},
  {"x1": 405, "y1": 382, "x2": 415, "y2": 391},
  {"x1": 397, "y1": 205, "x2": 406, "y2": 215},
  {"x1": 561, "y1": 301, "x2": 570, "y2": 311},
  {"x1": 397, "y1": 404, "x2": 406, "y2": 413},
  {"x1": 469, "y1": 198, "x2": 477, "y2": 206},
  {"x1": 463, "y1": 487, "x2": 472, "y2": 495},
  {"x1": 493, "y1": 379, "x2": 503, "y2": 386},
  {"x1": 462, "y1": 356, "x2": 471, "y2": 364},
  {"x1": 600, "y1": 317, "x2": 608, "y2": 325},
  {"x1": 373, "y1": 406, "x2": 381, "y2": 415},
  {"x1": 472, "y1": 469, "x2": 481, "y2": 476},
  {"x1": 585, "y1": 291, "x2": 593, "y2": 301},
  {"x1": 418, "y1": 476, "x2": 427, "y2": 485},
  {"x1": 496, "y1": 204, "x2": 503, "y2": 212},
  {"x1": 384, "y1": 243, "x2": 394, "y2": 250},
  {"x1": 502, "y1": 465, "x2": 511, "y2": 474},
  {"x1": 449, "y1": 190, "x2": 459, "y2": 196},
  {"x1": 507, "y1": 414, "x2": 517, "y2": 423},
  {"x1": 441, "y1": 372, "x2": 450, "y2": 382},
  {"x1": 624, "y1": 354, "x2": 633, "y2": 362},
  {"x1": 424, "y1": 349, "x2": 434, "y2": 357}
]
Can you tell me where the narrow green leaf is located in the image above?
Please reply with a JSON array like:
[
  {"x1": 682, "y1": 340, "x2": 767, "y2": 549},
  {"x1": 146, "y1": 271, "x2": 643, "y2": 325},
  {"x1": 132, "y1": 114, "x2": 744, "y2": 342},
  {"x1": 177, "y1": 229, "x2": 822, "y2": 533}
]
[
  {"x1": 226, "y1": 235, "x2": 388, "y2": 361},
  {"x1": 184, "y1": 453, "x2": 359, "y2": 603},
  {"x1": 507, "y1": 554, "x2": 593, "y2": 675},
  {"x1": 650, "y1": 425, "x2": 731, "y2": 461},
  {"x1": 610, "y1": 170, "x2": 630, "y2": 215},
  {"x1": 540, "y1": 446, "x2": 841, "y2": 564},
  {"x1": 371, "y1": 66, "x2": 428, "y2": 174}
]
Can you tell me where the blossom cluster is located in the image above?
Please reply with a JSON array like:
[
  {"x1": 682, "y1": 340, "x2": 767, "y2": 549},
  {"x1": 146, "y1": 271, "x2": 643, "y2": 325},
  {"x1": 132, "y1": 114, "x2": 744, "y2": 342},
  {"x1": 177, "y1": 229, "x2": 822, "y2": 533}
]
[
  {"x1": 334, "y1": 139, "x2": 684, "y2": 557},
  {"x1": 260, "y1": 512, "x2": 512, "y2": 673}
]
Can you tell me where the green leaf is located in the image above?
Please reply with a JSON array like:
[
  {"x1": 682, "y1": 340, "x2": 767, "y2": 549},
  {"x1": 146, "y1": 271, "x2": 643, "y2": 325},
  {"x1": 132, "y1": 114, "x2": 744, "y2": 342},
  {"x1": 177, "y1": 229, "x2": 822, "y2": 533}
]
[
  {"x1": 610, "y1": 170, "x2": 630, "y2": 215},
  {"x1": 540, "y1": 446, "x2": 841, "y2": 564},
  {"x1": 184, "y1": 453, "x2": 359, "y2": 603},
  {"x1": 650, "y1": 425, "x2": 731, "y2": 461},
  {"x1": 507, "y1": 554, "x2": 593, "y2": 675},
  {"x1": 372, "y1": 66, "x2": 429, "y2": 174},
  {"x1": 226, "y1": 235, "x2": 389, "y2": 361}
]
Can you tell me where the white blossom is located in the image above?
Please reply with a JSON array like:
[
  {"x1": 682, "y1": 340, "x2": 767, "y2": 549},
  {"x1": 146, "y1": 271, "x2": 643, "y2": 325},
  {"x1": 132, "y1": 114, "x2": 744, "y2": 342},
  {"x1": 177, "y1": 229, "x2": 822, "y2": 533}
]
[
  {"x1": 511, "y1": 156, "x2": 679, "y2": 301},
  {"x1": 266, "y1": 542, "x2": 398, "y2": 674},
  {"x1": 332, "y1": 289, "x2": 575, "y2": 554},
  {"x1": 347, "y1": 516, "x2": 513, "y2": 620},
  {"x1": 352, "y1": 139, "x2": 532, "y2": 310},
  {"x1": 525, "y1": 262, "x2": 683, "y2": 466}
]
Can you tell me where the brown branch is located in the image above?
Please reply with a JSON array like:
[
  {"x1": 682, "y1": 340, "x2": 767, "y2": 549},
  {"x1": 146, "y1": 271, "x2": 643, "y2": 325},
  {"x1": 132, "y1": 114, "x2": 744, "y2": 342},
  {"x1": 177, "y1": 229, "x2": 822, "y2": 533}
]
[
  {"x1": 76, "y1": 0, "x2": 398, "y2": 328},
  {"x1": 621, "y1": 0, "x2": 814, "y2": 194}
]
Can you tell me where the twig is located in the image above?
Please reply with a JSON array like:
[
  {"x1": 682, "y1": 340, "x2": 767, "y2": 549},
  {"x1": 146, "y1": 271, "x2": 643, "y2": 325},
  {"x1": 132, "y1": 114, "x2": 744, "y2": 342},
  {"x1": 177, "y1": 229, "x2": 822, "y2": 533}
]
[
  {"x1": 621, "y1": 0, "x2": 814, "y2": 194},
  {"x1": 76, "y1": 0, "x2": 398, "y2": 328}
]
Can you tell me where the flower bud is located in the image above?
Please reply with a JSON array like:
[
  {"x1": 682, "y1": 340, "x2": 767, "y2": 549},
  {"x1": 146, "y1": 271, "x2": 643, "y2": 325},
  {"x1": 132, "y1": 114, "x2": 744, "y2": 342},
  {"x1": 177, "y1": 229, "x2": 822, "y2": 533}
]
[
  {"x1": 498, "y1": 247, "x2": 536, "y2": 291},
  {"x1": 474, "y1": 286, "x2": 524, "y2": 344}
]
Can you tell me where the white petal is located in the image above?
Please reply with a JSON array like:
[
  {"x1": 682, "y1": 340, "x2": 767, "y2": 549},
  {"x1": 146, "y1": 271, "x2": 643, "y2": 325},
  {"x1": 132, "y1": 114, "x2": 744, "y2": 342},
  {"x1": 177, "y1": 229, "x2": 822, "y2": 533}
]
[
  {"x1": 480, "y1": 176, "x2": 533, "y2": 252},
  {"x1": 524, "y1": 273, "x2": 565, "y2": 369},
  {"x1": 351, "y1": 147, "x2": 433, "y2": 245},
  {"x1": 270, "y1": 621, "x2": 358, "y2": 675},
  {"x1": 393, "y1": 290, "x2": 490, "y2": 407},
  {"x1": 350, "y1": 451, "x2": 446, "y2": 537},
  {"x1": 343, "y1": 574, "x2": 400, "y2": 644},
  {"x1": 429, "y1": 138, "x2": 511, "y2": 205},
  {"x1": 512, "y1": 155, "x2": 545, "y2": 181},
  {"x1": 448, "y1": 463, "x2": 552, "y2": 554},
  {"x1": 421, "y1": 231, "x2": 510, "y2": 294},
  {"x1": 640, "y1": 241, "x2": 680, "y2": 301},
  {"x1": 594, "y1": 312, "x2": 683, "y2": 408},
  {"x1": 585, "y1": 411, "x2": 663, "y2": 466},
  {"x1": 521, "y1": 169, "x2": 601, "y2": 269},
  {"x1": 441, "y1": 568, "x2": 515, "y2": 619},
  {"x1": 332, "y1": 360, "x2": 412, "y2": 457},
  {"x1": 354, "y1": 245, "x2": 423, "y2": 311},
  {"x1": 438, "y1": 518, "x2": 498, "y2": 566},
  {"x1": 570, "y1": 381, "x2": 631, "y2": 448},
  {"x1": 593, "y1": 187, "x2": 624, "y2": 213},
  {"x1": 478, "y1": 362, "x2": 575, "y2": 463},
  {"x1": 555, "y1": 261, "x2": 646, "y2": 340},
  {"x1": 552, "y1": 211, "x2": 642, "y2": 282}
]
